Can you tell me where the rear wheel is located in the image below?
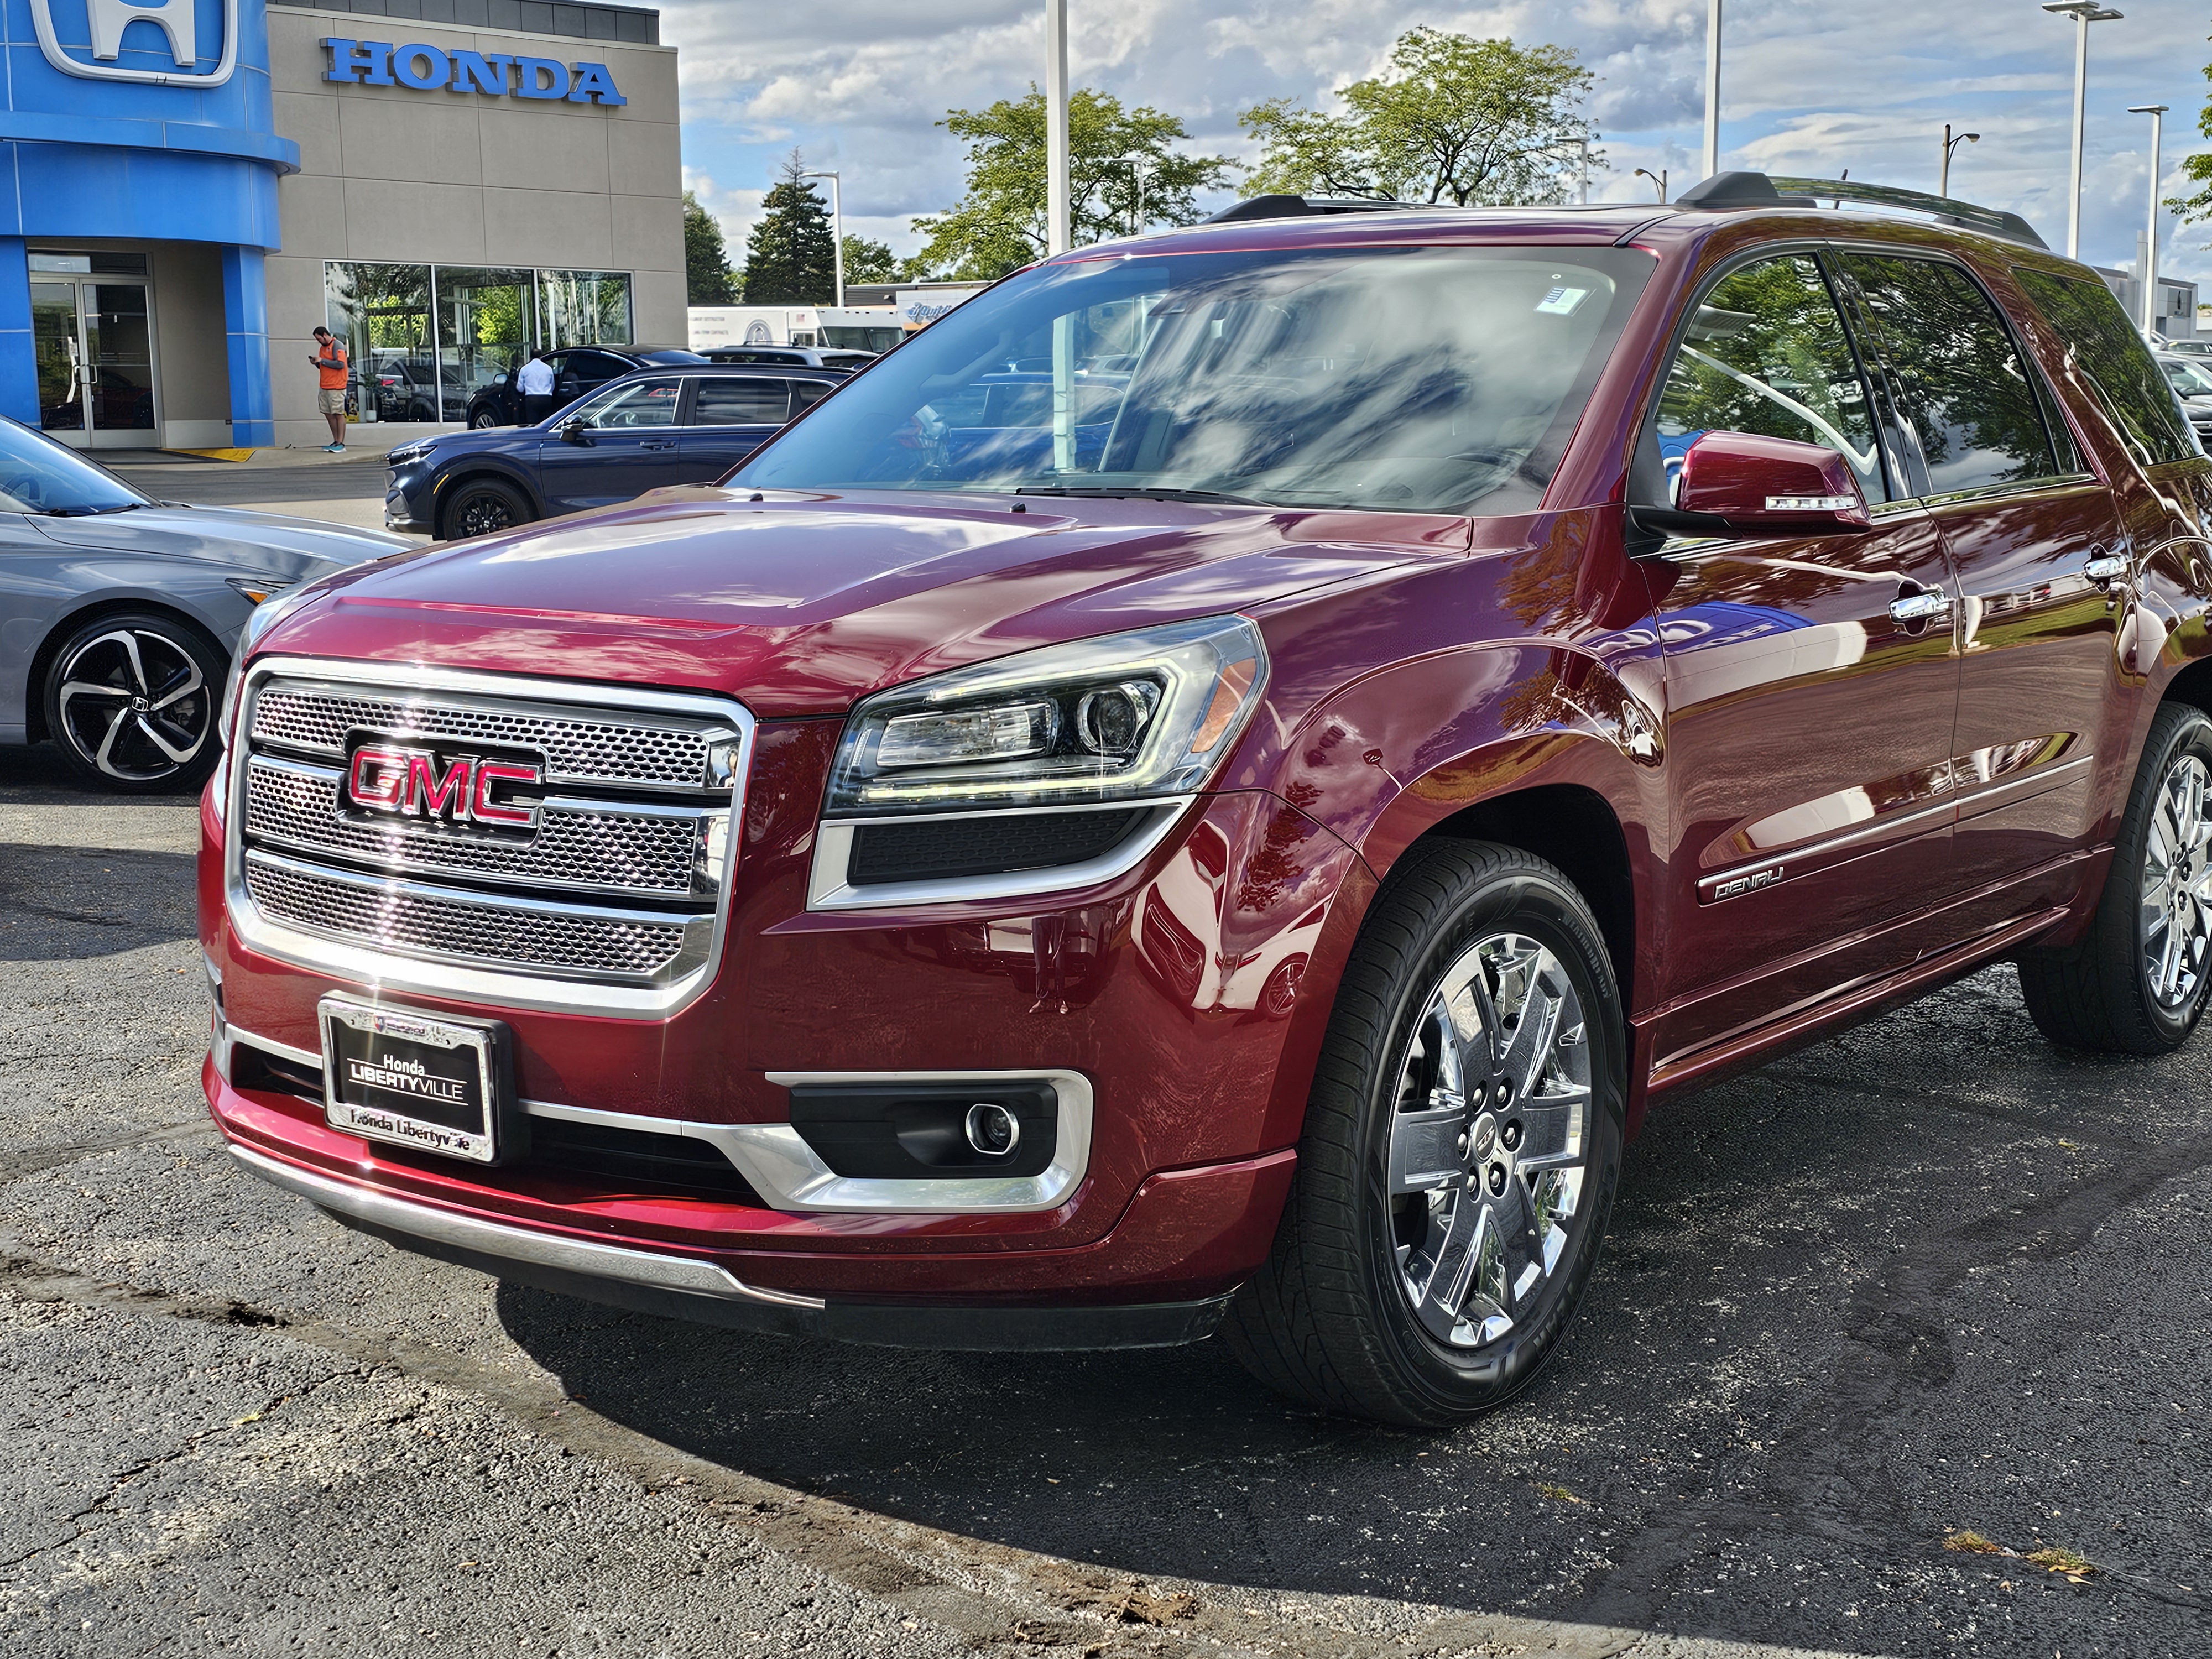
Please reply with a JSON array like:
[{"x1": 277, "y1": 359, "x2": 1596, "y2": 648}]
[
  {"x1": 1225, "y1": 841, "x2": 1625, "y2": 1426},
  {"x1": 41, "y1": 611, "x2": 225, "y2": 791},
  {"x1": 2018, "y1": 702, "x2": 2212, "y2": 1053},
  {"x1": 441, "y1": 477, "x2": 533, "y2": 541}
]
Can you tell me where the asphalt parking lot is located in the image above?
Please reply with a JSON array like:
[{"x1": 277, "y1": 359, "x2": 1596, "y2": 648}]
[{"x1": 2, "y1": 753, "x2": 2209, "y2": 1656}]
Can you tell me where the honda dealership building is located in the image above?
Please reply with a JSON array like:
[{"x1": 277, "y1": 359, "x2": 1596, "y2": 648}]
[{"x1": 0, "y1": 0, "x2": 682, "y2": 451}]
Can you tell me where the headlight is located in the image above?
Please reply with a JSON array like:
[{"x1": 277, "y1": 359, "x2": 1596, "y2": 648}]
[
  {"x1": 825, "y1": 615, "x2": 1267, "y2": 815},
  {"x1": 386, "y1": 443, "x2": 431, "y2": 466},
  {"x1": 217, "y1": 580, "x2": 320, "y2": 752}
]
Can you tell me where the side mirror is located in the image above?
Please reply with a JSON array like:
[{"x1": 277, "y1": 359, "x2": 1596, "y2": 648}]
[
  {"x1": 493, "y1": 373, "x2": 508, "y2": 386},
  {"x1": 1650, "y1": 430, "x2": 1870, "y2": 540},
  {"x1": 559, "y1": 416, "x2": 592, "y2": 444}
]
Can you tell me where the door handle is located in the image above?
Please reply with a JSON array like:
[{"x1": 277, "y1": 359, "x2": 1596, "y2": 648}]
[
  {"x1": 641, "y1": 439, "x2": 676, "y2": 451},
  {"x1": 1888, "y1": 590, "x2": 1953, "y2": 624},
  {"x1": 2084, "y1": 553, "x2": 2130, "y2": 586}
]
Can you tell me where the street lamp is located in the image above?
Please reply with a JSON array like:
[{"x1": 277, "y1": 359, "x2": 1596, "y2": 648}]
[
  {"x1": 1939, "y1": 123, "x2": 1980, "y2": 198},
  {"x1": 2043, "y1": 1, "x2": 2124, "y2": 260},
  {"x1": 800, "y1": 169, "x2": 843, "y2": 309},
  {"x1": 1045, "y1": 0, "x2": 1070, "y2": 256},
  {"x1": 1103, "y1": 155, "x2": 1151, "y2": 236},
  {"x1": 1635, "y1": 167, "x2": 1670, "y2": 202},
  {"x1": 2130, "y1": 103, "x2": 2168, "y2": 333},
  {"x1": 1701, "y1": 0, "x2": 1722, "y2": 181}
]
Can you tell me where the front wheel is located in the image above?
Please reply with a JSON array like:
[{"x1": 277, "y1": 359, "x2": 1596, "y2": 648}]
[
  {"x1": 440, "y1": 477, "x2": 533, "y2": 541},
  {"x1": 2018, "y1": 702, "x2": 2212, "y2": 1053},
  {"x1": 41, "y1": 611, "x2": 226, "y2": 791},
  {"x1": 1225, "y1": 841, "x2": 1625, "y2": 1426},
  {"x1": 469, "y1": 406, "x2": 500, "y2": 430}
]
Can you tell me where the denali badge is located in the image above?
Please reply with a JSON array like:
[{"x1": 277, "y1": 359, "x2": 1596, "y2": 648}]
[{"x1": 345, "y1": 743, "x2": 541, "y2": 830}]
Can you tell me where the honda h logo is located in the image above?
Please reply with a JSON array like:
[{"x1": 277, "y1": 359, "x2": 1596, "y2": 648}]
[
  {"x1": 31, "y1": 0, "x2": 239, "y2": 87},
  {"x1": 345, "y1": 744, "x2": 541, "y2": 833}
]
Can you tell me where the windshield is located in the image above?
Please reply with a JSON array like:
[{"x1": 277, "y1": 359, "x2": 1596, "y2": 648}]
[
  {"x1": 2164, "y1": 358, "x2": 2212, "y2": 397},
  {"x1": 0, "y1": 419, "x2": 150, "y2": 514},
  {"x1": 735, "y1": 246, "x2": 1650, "y2": 514}
]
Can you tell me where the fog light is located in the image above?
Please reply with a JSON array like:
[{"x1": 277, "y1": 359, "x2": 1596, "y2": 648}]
[{"x1": 964, "y1": 1102, "x2": 1021, "y2": 1157}]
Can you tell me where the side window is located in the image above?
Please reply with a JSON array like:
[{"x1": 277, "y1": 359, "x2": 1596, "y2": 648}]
[
  {"x1": 1838, "y1": 254, "x2": 2060, "y2": 496},
  {"x1": 574, "y1": 376, "x2": 684, "y2": 427},
  {"x1": 1653, "y1": 254, "x2": 1890, "y2": 504},
  {"x1": 792, "y1": 380, "x2": 832, "y2": 410},
  {"x1": 2013, "y1": 267, "x2": 2198, "y2": 469},
  {"x1": 691, "y1": 377, "x2": 792, "y2": 425}
]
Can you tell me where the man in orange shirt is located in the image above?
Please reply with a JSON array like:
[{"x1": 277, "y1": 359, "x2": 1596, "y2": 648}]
[{"x1": 310, "y1": 326, "x2": 349, "y2": 453}]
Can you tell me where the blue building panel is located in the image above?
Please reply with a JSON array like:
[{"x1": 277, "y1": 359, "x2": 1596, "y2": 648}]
[{"x1": 0, "y1": 0, "x2": 290, "y2": 443}]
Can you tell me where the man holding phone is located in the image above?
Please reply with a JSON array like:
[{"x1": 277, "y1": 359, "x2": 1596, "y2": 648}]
[{"x1": 310, "y1": 327, "x2": 349, "y2": 452}]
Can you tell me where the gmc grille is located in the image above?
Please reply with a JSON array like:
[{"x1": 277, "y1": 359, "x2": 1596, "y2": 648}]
[{"x1": 229, "y1": 667, "x2": 750, "y2": 1009}]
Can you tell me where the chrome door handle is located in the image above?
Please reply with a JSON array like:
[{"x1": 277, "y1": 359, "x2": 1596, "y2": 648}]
[
  {"x1": 1888, "y1": 590, "x2": 1953, "y2": 624},
  {"x1": 2084, "y1": 554, "x2": 2130, "y2": 585}
]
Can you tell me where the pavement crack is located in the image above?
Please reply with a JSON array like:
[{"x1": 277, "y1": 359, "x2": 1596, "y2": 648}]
[{"x1": 0, "y1": 1119, "x2": 220, "y2": 1183}]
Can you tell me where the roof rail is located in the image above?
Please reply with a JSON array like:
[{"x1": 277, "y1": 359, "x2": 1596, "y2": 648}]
[
  {"x1": 1203, "y1": 194, "x2": 1425, "y2": 224},
  {"x1": 1672, "y1": 169, "x2": 2048, "y2": 251}
]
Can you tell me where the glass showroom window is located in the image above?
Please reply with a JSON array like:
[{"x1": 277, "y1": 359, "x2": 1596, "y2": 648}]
[
  {"x1": 435, "y1": 267, "x2": 535, "y2": 421},
  {"x1": 540, "y1": 271, "x2": 634, "y2": 347},
  {"x1": 326, "y1": 262, "x2": 432, "y2": 425}
]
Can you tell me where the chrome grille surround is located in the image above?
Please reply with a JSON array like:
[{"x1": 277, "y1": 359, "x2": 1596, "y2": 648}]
[{"x1": 227, "y1": 658, "x2": 754, "y2": 1016}]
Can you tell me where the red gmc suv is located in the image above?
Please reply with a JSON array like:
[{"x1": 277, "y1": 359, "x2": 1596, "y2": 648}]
[{"x1": 200, "y1": 174, "x2": 2212, "y2": 1425}]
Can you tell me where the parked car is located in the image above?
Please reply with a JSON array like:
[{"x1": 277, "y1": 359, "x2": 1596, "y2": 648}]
[
  {"x1": 0, "y1": 419, "x2": 407, "y2": 790},
  {"x1": 2157, "y1": 351, "x2": 2212, "y2": 446},
  {"x1": 701, "y1": 346, "x2": 875, "y2": 371},
  {"x1": 206, "y1": 172, "x2": 2212, "y2": 1425},
  {"x1": 387, "y1": 365, "x2": 843, "y2": 540},
  {"x1": 366, "y1": 354, "x2": 439, "y2": 424},
  {"x1": 463, "y1": 346, "x2": 707, "y2": 429}
]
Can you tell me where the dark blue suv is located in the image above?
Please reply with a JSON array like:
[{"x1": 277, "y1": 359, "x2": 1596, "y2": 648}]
[{"x1": 385, "y1": 364, "x2": 846, "y2": 541}]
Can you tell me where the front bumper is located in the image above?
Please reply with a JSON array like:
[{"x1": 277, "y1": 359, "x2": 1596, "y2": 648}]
[
  {"x1": 383, "y1": 465, "x2": 433, "y2": 531},
  {"x1": 231, "y1": 1139, "x2": 1237, "y2": 1348}
]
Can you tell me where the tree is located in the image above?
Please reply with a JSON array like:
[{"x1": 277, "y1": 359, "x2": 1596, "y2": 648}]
[
  {"x1": 739, "y1": 152, "x2": 837, "y2": 304},
  {"x1": 907, "y1": 88, "x2": 1238, "y2": 281},
  {"x1": 683, "y1": 190, "x2": 737, "y2": 305},
  {"x1": 841, "y1": 234, "x2": 901, "y2": 287},
  {"x1": 2167, "y1": 42, "x2": 2212, "y2": 238},
  {"x1": 1240, "y1": 28, "x2": 1598, "y2": 207}
]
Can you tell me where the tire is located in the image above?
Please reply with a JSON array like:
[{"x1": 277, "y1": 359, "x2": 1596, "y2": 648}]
[
  {"x1": 469, "y1": 406, "x2": 501, "y2": 430},
  {"x1": 2018, "y1": 701, "x2": 2212, "y2": 1054},
  {"x1": 440, "y1": 477, "x2": 533, "y2": 542},
  {"x1": 41, "y1": 610, "x2": 226, "y2": 792},
  {"x1": 1224, "y1": 840, "x2": 1626, "y2": 1427}
]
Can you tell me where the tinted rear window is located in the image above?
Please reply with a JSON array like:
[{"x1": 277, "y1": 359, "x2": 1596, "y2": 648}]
[
  {"x1": 2014, "y1": 268, "x2": 2198, "y2": 469},
  {"x1": 1838, "y1": 254, "x2": 2059, "y2": 497}
]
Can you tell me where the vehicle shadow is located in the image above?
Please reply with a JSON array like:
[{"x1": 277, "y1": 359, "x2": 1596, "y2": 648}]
[
  {"x1": 0, "y1": 842, "x2": 199, "y2": 960},
  {"x1": 495, "y1": 971, "x2": 2212, "y2": 1655}
]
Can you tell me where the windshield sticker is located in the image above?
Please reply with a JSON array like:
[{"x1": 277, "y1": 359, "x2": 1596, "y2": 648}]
[{"x1": 1535, "y1": 286, "x2": 1590, "y2": 316}]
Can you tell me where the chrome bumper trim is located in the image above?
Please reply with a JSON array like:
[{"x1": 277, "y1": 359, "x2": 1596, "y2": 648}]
[{"x1": 228, "y1": 1142, "x2": 825, "y2": 1310}]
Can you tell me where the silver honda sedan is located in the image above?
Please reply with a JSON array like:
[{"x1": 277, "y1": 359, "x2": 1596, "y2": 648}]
[{"x1": 0, "y1": 420, "x2": 409, "y2": 791}]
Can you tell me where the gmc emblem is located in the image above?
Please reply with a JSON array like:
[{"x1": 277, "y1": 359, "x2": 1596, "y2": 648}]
[{"x1": 345, "y1": 744, "x2": 540, "y2": 831}]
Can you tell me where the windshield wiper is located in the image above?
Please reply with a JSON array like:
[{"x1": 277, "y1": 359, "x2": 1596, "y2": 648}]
[
  {"x1": 1015, "y1": 484, "x2": 1277, "y2": 507},
  {"x1": 36, "y1": 502, "x2": 145, "y2": 517}
]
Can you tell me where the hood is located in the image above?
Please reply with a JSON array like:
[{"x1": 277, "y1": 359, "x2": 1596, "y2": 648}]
[
  {"x1": 268, "y1": 487, "x2": 1470, "y2": 717},
  {"x1": 28, "y1": 503, "x2": 410, "y2": 582},
  {"x1": 406, "y1": 426, "x2": 544, "y2": 461}
]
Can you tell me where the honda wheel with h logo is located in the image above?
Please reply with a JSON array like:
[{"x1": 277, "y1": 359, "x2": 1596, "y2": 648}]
[
  {"x1": 42, "y1": 610, "x2": 226, "y2": 792},
  {"x1": 440, "y1": 478, "x2": 534, "y2": 542}
]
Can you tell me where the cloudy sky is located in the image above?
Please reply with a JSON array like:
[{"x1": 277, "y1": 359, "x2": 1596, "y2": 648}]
[{"x1": 665, "y1": 0, "x2": 2212, "y2": 284}]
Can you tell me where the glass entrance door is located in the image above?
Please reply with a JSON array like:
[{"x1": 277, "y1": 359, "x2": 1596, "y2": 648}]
[{"x1": 32, "y1": 279, "x2": 157, "y2": 447}]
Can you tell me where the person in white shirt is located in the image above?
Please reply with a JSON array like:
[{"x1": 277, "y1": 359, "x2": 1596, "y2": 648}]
[{"x1": 516, "y1": 351, "x2": 556, "y2": 426}]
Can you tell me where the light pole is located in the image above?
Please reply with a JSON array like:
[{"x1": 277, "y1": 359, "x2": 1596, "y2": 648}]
[
  {"x1": 1104, "y1": 156, "x2": 1151, "y2": 236},
  {"x1": 1635, "y1": 167, "x2": 1669, "y2": 202},
  {"x1": 2043, "y1": 2, "x2": 2125, "y2": 260},
  {"x1": 800, "y1": 169, "x2": 843, "y2": 309},
  {"x1": 1701, "y1": 0, "x2": 1721, "y2": 181},
  {"x1": 1045, "y1": 0, "x2": 1070, "y2": 256},
  {"x1": 1939, "y1": 123, "x2": 1980, "y2": 197},
  {"x1": 2130, "y1": 103, "x2": 2167, "y2": 332}
]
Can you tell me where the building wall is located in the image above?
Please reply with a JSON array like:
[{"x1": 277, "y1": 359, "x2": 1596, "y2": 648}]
[{"x1": 264, "y1": 5, "x2": 682, "y2": 446}]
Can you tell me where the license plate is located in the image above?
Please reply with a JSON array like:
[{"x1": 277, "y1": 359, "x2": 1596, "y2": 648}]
[{"x1": 318, "y1": 998, "x2": 517, "y2": 1166}]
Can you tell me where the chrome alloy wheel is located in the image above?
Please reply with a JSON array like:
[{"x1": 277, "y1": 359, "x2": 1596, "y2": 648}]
[
  {"x1": 54, "y1": 628, "x2": 212, "y2": 782},
  {"x1": 2141, "y1": 753, "x2": 2212, "y2": 1011},
  {"x1": 1386, "y1": 932, "x2": 1590, "y2": 1349}
]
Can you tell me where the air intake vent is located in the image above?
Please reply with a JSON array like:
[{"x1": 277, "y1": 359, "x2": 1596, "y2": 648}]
[{"x1": 848, "y1": 807, "x2": 1148, "y2": 885}]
